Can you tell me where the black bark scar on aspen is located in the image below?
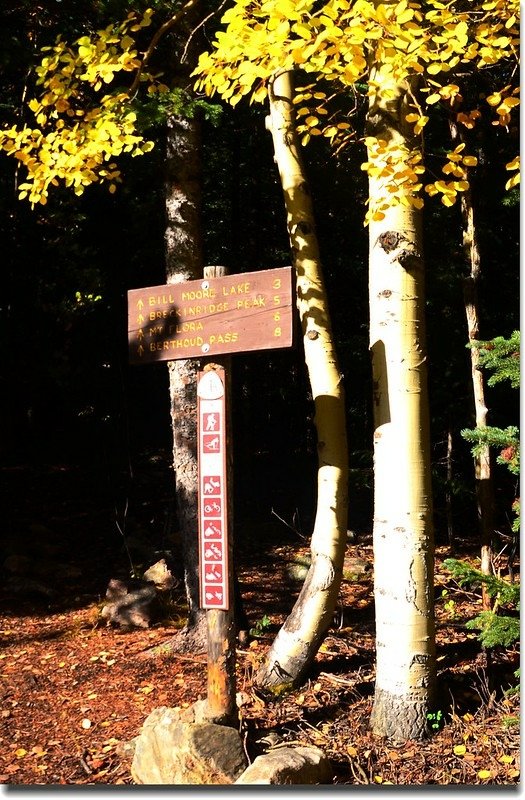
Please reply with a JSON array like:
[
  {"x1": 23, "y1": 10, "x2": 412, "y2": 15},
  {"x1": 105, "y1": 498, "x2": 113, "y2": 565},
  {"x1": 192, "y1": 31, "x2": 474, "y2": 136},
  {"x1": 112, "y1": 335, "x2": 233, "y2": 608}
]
[
  {"x1": 377, "y1": 231, "x2": 422, "y2": 272},
  {"x1": 295, "y1": 220, "x2": 312, "y2": 236},
  {"x1": 377, "y1": 231, "x2": 405, "y2": 252}
]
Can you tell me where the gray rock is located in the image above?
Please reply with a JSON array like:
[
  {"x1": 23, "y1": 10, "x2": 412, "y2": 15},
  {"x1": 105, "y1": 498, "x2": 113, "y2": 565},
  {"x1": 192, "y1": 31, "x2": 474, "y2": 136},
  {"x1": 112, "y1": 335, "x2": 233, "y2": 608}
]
[
  {"x1": 235, "y1": 746, "x2": 333, "y2": 785},
  {"x1": 143, "y1": 559, "x2": 177, "y2": 592},
  {"x1": 131, "y1": 707, "x2": 248, "y2": 785},
  {"x1": 101, "y1": 578, "x2": 158, "y2": 630}
]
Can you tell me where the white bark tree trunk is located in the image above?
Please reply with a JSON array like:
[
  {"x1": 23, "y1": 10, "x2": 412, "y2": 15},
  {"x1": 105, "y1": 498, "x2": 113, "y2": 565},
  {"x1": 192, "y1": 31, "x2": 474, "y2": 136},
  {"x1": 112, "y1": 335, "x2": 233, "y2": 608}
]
[
  {"x1": 255, "y1": 70, "x2": 349, "y2": 692},
  {"x1": 367, "y1": 67, "x2": 436, "y2": 739}
]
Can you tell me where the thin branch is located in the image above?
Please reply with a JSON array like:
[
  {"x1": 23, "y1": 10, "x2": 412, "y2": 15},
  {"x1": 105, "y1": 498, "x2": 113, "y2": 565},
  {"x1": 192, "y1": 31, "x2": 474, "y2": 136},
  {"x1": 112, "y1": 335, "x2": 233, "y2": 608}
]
[
  {"x1": 181, "y1": 0, "x2": 230, "y2": 63},
  {"x1": 127, "y1": 0, "x2": 202, "y2": 100}
]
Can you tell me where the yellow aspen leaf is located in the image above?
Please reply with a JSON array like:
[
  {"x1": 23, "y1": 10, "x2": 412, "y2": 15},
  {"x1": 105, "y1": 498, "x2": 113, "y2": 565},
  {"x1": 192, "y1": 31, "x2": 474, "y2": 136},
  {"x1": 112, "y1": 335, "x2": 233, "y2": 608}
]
[
  {"x1": 506, "y1": 156, "x2": 520, "y2": 171},
  {"x1": 500, "y1": 97, "x2": 520, "y2": 110},
  {"x1": 414, "y1": 116, "x2": 428, "y2": 133},
  {"x1": 292, "y1": 23, "x2": 312, "y2": 38},
  {"x1": 426, "y1": 93, "x2": 441, "y2": 104},
  {"x1": 453, "y1": 745, "x2": 467, "y2": 756},
  {"x1": 347, "y1": 745, "x2": 358, "y2": 757},
  {"x1": 499, "y1": 755, "x2": 514, "y2": 764},
  {"x1": 15, "y1": 749, "x2": 28, "y2": 758},
  {"x1": 505, "y1": 172, "x2": 519, "y2": 190},
  {"x1": 442, "y1": 194, "x2": 456, "y2": 207},
  {"x1": 477, "y1": 770, "x2": 492, "y2": 780}
]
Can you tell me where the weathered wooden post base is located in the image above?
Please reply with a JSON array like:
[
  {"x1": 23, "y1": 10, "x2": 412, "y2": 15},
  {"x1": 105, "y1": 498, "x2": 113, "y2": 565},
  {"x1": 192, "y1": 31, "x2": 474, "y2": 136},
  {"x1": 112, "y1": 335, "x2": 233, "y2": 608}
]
[{"x1": 206, "y1": 608, "x2": 238, "y2": 727}]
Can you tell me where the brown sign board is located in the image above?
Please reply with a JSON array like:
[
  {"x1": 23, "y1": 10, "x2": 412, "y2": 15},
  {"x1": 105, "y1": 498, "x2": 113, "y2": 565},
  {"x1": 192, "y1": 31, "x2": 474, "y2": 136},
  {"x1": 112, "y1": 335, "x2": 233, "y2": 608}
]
[{"x1": 128, "y1": 266, "x2": 294, "y2": 364}]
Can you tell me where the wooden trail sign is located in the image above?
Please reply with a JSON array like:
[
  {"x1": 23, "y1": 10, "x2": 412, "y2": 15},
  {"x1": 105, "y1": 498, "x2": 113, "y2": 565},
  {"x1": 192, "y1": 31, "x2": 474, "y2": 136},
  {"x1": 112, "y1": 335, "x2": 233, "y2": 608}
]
[
  {"x1": 128, "y1": 265, "x2": 295, "y2": 727},
  {"x1": 128, "y1": 266, "x2": 294, "y2": 364}
]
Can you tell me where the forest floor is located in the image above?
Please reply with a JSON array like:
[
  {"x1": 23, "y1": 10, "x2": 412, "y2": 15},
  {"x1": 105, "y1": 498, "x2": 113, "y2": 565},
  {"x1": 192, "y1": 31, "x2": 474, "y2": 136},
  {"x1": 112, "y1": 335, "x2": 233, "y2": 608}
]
[{"x1": 0, "y1": 459, "x2": 520, "y2": 786}]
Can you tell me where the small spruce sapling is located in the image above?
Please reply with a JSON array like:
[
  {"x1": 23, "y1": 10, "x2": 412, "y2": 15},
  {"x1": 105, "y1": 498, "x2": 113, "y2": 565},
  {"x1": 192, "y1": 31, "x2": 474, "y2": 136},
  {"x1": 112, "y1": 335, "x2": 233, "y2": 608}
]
[{"x1": 446, "y1": 332, "x2": 520, "y2": 653}]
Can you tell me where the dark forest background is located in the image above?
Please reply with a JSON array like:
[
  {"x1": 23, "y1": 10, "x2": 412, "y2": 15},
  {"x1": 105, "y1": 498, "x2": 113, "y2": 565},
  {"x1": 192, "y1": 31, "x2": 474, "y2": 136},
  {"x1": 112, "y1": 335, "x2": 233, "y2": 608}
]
[{"x1": 0, "y1": 0, "x2": 519, "y2": 558}]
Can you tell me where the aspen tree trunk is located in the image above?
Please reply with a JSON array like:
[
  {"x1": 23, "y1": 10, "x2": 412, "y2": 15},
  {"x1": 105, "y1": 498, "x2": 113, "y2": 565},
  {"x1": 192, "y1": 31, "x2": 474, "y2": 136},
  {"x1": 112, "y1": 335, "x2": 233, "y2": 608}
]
[
  {"x1": 255, "y1": 70, "x2": 349, "y2": 692},
  {"x1": 164, "y1": 113, "x2": 207, "y2": 652},
  {"x1": 367, "y1": 70, "x2": 436, "y2": 739},
  {"x1": 449, "y1": 117, "x2": 494, "y2": 611}
]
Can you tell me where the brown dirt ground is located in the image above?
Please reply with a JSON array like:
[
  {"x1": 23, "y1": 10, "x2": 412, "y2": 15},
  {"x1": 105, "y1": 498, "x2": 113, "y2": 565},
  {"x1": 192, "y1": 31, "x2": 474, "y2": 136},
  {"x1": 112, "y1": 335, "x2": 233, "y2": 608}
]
[{"x1": 0, "y1": 463, "x2": 519, "y2": 786}]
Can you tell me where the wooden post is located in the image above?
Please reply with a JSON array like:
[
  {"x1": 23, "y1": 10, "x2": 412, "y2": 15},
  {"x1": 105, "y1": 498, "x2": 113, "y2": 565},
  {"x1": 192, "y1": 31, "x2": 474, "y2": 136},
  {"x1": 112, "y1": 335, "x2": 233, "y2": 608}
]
[{"x1": 200, "y1": 266, "x2": 237, "y2": 727}]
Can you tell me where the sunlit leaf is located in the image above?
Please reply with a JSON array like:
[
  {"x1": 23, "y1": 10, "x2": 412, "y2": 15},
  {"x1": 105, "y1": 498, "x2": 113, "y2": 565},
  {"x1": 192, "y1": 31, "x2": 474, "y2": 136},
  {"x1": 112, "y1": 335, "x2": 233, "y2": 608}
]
[{"x1": 478, "y1": 769, "x2": 492, "y2": 780}]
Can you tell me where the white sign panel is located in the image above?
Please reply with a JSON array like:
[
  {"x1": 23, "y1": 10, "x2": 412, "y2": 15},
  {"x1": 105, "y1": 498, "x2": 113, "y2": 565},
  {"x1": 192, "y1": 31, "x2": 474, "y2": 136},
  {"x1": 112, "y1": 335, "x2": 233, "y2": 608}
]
[{"x1": 197, "y1": 369, "x2": 229, "y2": 610}]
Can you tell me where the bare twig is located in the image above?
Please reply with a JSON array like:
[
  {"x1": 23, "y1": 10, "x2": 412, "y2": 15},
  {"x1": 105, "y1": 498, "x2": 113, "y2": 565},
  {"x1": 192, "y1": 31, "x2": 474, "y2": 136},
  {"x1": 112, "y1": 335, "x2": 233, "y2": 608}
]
[
  {"x1": 181, "y1": 0, "x2": 229, "y2": 63},
  {"x1": 127, "y1": 0, "x2": 202, "y2": 99}
]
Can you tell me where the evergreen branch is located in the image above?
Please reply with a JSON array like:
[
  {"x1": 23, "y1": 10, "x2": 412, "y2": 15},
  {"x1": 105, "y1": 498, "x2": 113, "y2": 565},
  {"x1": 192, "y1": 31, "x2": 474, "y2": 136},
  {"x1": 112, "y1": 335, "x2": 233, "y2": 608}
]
[
  {"x1": 444, "y1": 559, "x2": 520, "y2": 608},
  {"x1": 468, "y1": 331, "x2": 520, "y2": 388}
]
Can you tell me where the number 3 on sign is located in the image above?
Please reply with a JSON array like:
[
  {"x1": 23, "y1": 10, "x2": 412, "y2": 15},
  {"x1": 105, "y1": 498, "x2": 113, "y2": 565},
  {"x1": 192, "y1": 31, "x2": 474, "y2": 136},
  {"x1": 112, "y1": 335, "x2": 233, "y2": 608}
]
[{"x1": 272, "y1": 278, "x2": 281, "y2": 289}]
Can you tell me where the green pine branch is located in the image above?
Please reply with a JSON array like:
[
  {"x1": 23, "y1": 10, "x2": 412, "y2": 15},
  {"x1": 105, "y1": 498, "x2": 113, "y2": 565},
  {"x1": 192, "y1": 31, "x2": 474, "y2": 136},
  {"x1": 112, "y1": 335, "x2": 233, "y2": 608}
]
[
  {"x1": 468, "y1": 330, "x2": 520, "y2": 389},
  {"x1": 444, "y1": 558, "x2": 520, "y2": 651}
]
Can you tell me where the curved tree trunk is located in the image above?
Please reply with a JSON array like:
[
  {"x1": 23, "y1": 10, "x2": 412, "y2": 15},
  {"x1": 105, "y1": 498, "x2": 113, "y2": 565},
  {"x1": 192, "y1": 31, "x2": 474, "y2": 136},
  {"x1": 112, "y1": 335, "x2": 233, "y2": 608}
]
[
  {"x1": 367, "y1": 66, "x2": 436, "y2": 739},
  {"x1": 255, "y1": 70, "x2": 349, "y2": 692}
]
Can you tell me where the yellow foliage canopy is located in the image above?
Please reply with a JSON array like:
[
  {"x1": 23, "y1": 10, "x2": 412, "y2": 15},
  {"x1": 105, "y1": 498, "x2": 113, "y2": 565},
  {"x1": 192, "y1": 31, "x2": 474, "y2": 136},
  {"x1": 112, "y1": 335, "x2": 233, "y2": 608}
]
[
  {"x1": 0, "y1": 9, "x2": 162, "y2": 205},
  {"x1": 192, "y1": 0, "x2": 519, "y2": 218}
]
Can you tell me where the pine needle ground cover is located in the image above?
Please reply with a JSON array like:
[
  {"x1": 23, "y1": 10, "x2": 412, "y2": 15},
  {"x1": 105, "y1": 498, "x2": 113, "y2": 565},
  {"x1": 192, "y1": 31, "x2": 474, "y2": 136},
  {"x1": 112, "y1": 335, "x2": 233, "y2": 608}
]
[{"x1": 0, "y1": 464, "x2": 518, "y2": 786}]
